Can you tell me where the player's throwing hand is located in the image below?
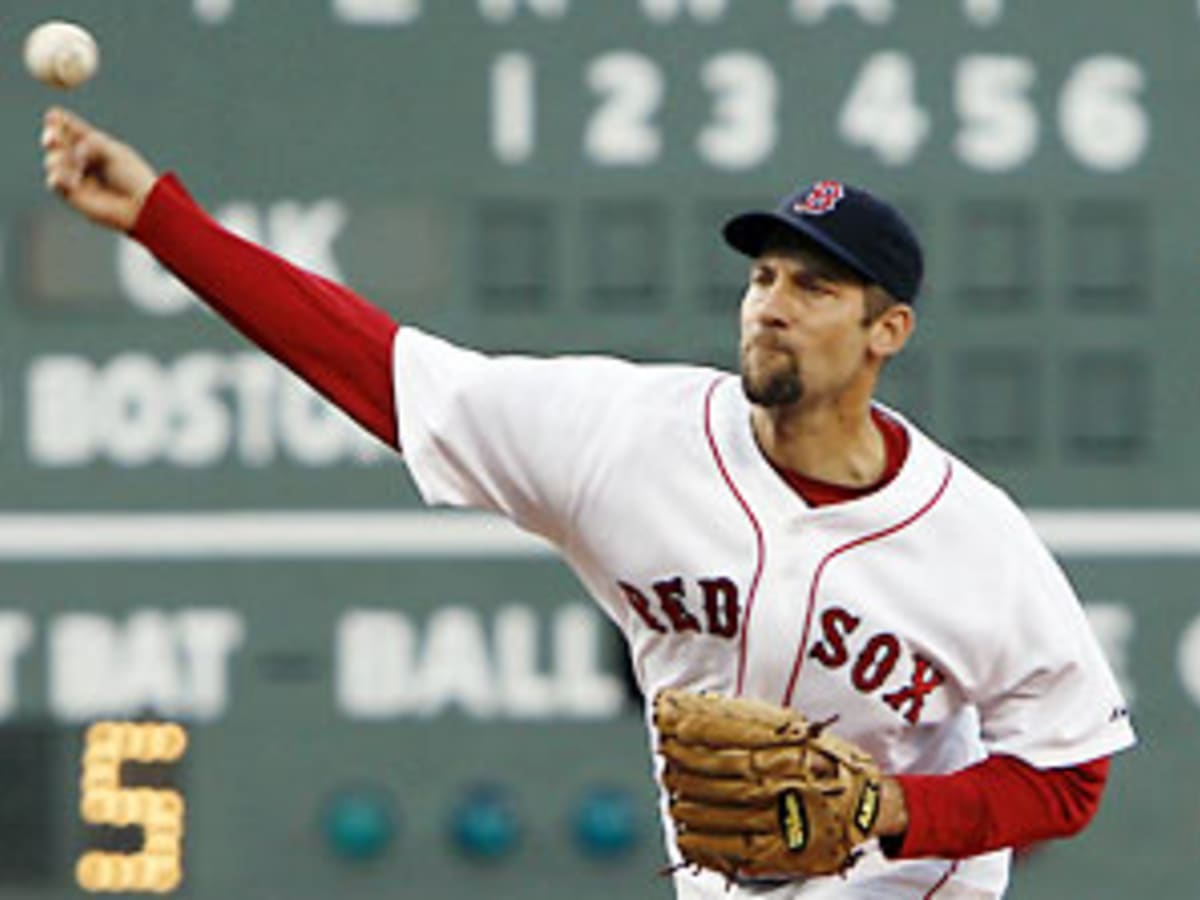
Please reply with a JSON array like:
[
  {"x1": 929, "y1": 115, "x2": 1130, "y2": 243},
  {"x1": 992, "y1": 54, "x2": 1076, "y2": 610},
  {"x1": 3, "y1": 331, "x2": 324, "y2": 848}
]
[{"x1": 40, "y1": 106, "x2": 157, "y2": 232}]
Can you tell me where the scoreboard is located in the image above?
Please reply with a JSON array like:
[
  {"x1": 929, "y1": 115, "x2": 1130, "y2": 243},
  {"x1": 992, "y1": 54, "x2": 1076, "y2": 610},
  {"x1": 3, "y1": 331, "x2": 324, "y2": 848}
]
[{"x1": 0, "y1": 2, "x2": 1198, "y2": 898}]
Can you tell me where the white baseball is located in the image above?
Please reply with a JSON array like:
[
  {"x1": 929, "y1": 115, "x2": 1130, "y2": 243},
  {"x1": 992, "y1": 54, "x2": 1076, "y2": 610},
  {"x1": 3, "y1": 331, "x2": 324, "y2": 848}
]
[{"x1": 23, "y1": 21, "x2": 100, "y2": 90}]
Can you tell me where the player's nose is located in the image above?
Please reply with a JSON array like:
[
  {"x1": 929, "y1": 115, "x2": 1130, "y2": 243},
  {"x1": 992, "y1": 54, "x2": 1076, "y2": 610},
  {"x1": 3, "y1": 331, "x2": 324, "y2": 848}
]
[{"x1": 747, "y1": 283, "x2": 792, "y2": 329}]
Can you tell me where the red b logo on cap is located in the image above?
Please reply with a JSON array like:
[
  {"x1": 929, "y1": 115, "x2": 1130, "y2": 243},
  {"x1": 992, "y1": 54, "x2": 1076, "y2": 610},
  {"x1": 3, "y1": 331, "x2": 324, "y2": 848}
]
[{"x1": 794, "y1": 180, "x2": 844, "y2": 215}]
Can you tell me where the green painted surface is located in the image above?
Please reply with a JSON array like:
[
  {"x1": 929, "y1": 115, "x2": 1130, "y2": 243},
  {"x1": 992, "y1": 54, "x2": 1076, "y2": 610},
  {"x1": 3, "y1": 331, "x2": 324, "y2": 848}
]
[{"x1": 0, "y1": 2, "x2": 1195, "y2": 897}]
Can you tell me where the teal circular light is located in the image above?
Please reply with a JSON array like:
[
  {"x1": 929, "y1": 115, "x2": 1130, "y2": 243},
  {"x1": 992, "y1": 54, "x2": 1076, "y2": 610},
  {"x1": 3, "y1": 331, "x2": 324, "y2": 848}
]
[
  {"x1": 573, "y1": 787, "x2": 637, "y2": 858},
  {"x1": 450, "y1": 784, "x2": 520, "y2": 860},
  {"x1": 322, "y1": 787, "x2": 397, "y2": 861}
]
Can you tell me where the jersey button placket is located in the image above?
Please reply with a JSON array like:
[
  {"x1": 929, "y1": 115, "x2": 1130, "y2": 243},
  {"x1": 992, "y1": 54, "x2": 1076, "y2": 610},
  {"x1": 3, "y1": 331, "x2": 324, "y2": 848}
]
[{"x1": 738, "y1": 519, "x2": 824, "y2": 705}]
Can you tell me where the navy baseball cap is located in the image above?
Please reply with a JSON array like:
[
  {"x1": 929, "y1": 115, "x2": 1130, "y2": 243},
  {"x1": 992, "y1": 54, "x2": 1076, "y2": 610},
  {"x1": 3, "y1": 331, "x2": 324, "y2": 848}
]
[{"x1": 723, "y1": 180, "x2": 924, "y2": 303}]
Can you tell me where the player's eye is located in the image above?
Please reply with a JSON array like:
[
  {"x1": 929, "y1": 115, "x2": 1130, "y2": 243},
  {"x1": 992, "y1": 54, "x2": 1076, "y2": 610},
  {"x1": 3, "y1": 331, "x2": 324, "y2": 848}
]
[
  {"x1": 794, "y1": 273, "x2": 836, "y2": 296},
  {"x1": 750, "y1": 264, "x2": 775, "y2": 286}
]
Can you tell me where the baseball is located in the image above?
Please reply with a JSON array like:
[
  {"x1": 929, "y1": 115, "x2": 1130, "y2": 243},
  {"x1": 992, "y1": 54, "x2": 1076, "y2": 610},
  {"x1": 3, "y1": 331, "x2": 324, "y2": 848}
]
[{"x1": 23, "y1": 21, "x2": 100, "y2": 90}]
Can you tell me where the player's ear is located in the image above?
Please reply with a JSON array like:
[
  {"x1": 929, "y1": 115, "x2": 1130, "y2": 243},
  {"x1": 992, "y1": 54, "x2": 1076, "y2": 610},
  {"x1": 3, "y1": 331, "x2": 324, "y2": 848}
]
[{"x1": 868, "y1": 301, "x2": 915, "y2": 360}]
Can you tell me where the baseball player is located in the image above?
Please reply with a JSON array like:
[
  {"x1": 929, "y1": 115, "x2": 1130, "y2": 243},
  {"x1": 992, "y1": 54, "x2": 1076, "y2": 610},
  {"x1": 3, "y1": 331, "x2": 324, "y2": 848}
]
[{"x1": 40, "y1": 107, "x2": 1135, "y2": 899}]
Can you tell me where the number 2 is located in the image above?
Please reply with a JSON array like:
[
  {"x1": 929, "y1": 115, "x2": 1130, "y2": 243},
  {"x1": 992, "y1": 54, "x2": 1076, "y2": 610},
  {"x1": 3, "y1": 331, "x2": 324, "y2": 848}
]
[{"x1": 585, "y1": 52, "x2": 665, "y2": 165}]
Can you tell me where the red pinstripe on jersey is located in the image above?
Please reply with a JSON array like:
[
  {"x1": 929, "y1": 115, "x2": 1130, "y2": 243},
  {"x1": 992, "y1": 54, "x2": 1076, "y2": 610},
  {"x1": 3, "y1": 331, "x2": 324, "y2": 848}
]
[
  {"x1": 924, "y1": 860, "x2": 960, "y2": 898},
  {"x1": 782, "y1": 462, "x2": 953, "y2": 706},
  {"x1": 702, "y1": 377, "x2": 765, "y2": 697}
]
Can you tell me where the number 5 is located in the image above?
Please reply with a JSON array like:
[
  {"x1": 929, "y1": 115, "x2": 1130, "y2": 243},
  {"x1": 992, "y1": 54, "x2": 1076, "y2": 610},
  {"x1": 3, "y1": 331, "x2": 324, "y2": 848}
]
[
  {"x1": 955, "y1": 55, "x2": 1038, "y2": 171},
  {"x1": 76, "y1": 722, "x2": 188, "y2": 894}
]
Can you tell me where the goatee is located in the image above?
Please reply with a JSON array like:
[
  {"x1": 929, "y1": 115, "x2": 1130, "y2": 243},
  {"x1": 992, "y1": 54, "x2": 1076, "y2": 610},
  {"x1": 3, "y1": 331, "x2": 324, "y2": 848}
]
[{"x1": 740, "y1": 356, "x2": 803, "y2": 407}]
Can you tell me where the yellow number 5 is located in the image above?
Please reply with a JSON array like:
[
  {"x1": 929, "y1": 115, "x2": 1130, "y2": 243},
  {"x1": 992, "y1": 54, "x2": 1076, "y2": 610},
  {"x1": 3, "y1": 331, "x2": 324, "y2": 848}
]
[{"x1": 76, "y1": 722, "x2": 188, "y2": 894}]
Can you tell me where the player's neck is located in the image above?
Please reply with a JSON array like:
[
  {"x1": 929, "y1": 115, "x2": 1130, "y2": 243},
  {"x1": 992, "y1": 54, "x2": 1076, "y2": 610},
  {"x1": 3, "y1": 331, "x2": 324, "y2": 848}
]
[{"x1": 750, "y1": 395, "x2": 885, "y2": 488}]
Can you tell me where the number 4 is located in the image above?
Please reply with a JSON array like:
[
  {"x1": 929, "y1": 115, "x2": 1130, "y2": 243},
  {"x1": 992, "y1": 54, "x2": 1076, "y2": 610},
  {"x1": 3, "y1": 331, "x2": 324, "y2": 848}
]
[
  {"x1": 838, "y1": 51, "x2": 930, "y2": 166},
  {"x1": 76, "y1": 722, "x2": 188, "y2": 895}
]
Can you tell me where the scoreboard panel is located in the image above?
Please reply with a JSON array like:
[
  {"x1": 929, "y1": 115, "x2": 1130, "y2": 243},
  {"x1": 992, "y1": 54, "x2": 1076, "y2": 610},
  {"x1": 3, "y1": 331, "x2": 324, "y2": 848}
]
[{"x1": 0, "y1": 2, "x2": 1197, "y2": 898}]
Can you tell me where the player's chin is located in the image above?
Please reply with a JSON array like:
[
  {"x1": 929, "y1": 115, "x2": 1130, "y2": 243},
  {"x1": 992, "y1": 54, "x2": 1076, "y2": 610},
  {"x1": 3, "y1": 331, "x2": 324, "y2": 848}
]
[{"x1": 740, "y1": 358, "x2": 803, "y2": 408}]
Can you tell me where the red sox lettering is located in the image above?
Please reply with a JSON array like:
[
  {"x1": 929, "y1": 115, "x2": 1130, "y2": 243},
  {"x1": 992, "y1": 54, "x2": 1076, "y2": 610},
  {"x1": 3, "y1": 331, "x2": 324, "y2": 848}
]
[
  {"x1": 621, "y1": 577, "x2": 947, "y2": 726},
  {"x1": 809, "y1": 605, "x2": 947, "y2": 725},
  {"x1": 617, "y1": 576, "x2": 740, "y2": 638}
]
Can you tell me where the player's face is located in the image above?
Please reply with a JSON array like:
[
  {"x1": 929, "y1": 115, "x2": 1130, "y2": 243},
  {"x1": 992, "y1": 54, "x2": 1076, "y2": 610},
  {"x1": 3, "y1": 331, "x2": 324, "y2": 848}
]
[{"x1": 738, "y1": 245, "x2": 874, "y2": 409}]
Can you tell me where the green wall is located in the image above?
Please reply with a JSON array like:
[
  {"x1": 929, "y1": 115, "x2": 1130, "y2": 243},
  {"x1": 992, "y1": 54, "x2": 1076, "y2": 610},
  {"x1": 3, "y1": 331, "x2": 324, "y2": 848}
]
[{"x1": 1, "y1": 2, "x2": 1196, "y2": 897}]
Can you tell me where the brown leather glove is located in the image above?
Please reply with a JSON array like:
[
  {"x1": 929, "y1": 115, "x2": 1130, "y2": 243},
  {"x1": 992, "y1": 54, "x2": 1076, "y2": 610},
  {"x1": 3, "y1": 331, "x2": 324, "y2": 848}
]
[{"x1": 655, "y1": 688, "x2": 883, "y2": 881}]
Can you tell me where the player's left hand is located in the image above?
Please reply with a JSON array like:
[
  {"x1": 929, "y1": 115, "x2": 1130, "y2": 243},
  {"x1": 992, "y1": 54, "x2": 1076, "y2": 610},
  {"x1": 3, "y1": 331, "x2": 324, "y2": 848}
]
[{"x1": 654, "y1": 688, "x2": 889, "y2": 881}]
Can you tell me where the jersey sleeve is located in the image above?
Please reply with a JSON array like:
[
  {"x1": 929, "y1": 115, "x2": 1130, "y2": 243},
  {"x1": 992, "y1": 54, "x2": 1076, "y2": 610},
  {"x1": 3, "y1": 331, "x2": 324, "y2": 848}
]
[
  {"x1": 392, "y1": 327, "x2": 652, "y2": 544},
  {"x1": 974, "y1": 504, "x2": 1136, "y2": 768}
]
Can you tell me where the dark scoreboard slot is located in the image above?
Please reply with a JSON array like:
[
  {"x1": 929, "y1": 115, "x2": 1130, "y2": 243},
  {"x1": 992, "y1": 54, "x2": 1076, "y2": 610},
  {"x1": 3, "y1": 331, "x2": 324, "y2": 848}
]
[{"x1": 0, "y1": 722, "x2": 60, "y2": 883}]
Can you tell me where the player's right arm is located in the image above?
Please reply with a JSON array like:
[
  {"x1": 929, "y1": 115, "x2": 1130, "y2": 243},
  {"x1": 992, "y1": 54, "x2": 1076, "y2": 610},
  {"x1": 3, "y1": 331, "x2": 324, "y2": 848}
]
[{"x1": 39, "y1": 106, "x2": 401, "y2": 448}]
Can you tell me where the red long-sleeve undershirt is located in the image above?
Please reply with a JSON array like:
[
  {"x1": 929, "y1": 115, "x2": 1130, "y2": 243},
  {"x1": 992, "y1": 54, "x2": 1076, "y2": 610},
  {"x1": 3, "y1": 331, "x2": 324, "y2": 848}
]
[
  {"x1": 130, "y1": 173, "x2": 401, "y2": 448},
  {"x1": 890, "y1": 755, "x2": 1109, "y2": 859},
  {"x1": 129, "y1": 173, "x2": 1110, "y2": 859}
]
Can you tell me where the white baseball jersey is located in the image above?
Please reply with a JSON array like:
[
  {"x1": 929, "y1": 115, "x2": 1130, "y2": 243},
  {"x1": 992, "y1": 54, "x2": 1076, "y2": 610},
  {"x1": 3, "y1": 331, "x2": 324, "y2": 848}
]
[{"x1": 392, "y1": 327, "x2": 1136, "y2": 899}]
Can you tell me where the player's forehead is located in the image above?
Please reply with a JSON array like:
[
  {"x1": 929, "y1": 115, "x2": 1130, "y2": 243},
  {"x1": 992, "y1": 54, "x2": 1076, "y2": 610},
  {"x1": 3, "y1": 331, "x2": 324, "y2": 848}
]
[{"x1": 755, "y1": 227, "x2": 864, "y2": 286}]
